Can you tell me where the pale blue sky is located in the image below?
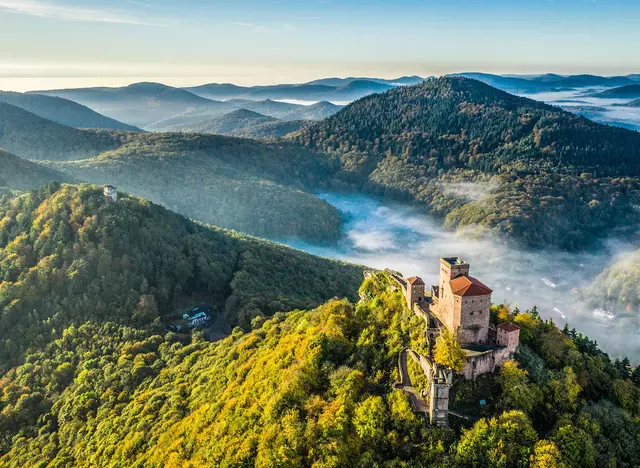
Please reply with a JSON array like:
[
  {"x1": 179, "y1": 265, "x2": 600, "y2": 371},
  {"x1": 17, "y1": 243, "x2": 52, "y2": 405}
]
[{"x1": 0, "y1": 0, "x2": 639, "y2": 90}]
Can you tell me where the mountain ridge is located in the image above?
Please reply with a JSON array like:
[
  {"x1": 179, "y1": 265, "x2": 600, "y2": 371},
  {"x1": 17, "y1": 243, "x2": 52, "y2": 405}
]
[
  {"x1": 0, "y1": 102, "x2": 127, "y2": 161},
  {"x1": 0, "y1": 90, "x2": 140, "y2": 131}
]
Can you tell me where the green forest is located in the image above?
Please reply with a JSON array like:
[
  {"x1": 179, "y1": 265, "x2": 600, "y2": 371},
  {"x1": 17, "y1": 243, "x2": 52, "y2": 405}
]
[
  {"x1": 585, "y1": 249, "x2": 640, "y2": 311},
  {"x1": 6, "y1": 77, "x2": 640, "y2": 249},
  {"x1": 2, "y1": 268, "x2": 640, "y2": 467},
  {"x1": 1, "y1": 100, "x2": 346, "y2": 242},
  {"x1": 0, "y1": 183, "x2": 363, "y2": 373},
  {"x1": 292, "y1": 77, "x2": 640, "y2": 249},
  {"x1": 44, "y1": 135, "x2": 344, "y2": 242}
]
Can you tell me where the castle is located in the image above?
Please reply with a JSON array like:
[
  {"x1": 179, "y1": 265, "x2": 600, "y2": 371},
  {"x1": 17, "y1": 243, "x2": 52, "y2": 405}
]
[{"x1": 396, "y1": 257, "x2": 520, "y2": 380}]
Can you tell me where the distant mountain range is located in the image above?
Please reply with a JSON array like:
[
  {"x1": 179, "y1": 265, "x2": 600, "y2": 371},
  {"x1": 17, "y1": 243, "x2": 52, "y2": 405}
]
[
  {"x1": 149, "y1": 108, "x2": 309, "y2": 138},
  {"x1": 452, "y1": 72, "x2": 640, "y2": 94},
  {"x1": 183, "y1": 79, "x2": 395, "y2": 102},
  {"x1": 31, "y1": 82, "x2": 346, "y2": 130},
  {"x1": 592, "y1": 84, "x2": 640, "y2": 99},
  {"x1": 306, "y1": 75, "x2": 425, "y2": 87},
  {"x1": 31, "y1": 82, "x2": 228, "y2": 128},
  {"x1": 26, "y1": 73, "x2": 640, "y2": 132},
  {"x1": 0, "y1": 91, "x2": 139, "y2": 131}
]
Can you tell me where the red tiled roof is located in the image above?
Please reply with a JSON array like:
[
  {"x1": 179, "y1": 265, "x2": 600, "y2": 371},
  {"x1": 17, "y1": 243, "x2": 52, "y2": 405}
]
[
  {"x1": 498, "y1": 322, "x2": 520, "y2": 332},
  {"x1": 450, "y1": 275, "x2": 492, "y2": 297},
  {"x1": 406, "y1": 276, "x2": 424, "y2": 285}
]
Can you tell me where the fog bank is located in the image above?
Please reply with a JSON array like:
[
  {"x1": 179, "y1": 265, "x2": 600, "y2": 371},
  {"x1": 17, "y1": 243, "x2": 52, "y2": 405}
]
[{"x1": 287, "y1": 193, "x2": 640, "y2": 362}]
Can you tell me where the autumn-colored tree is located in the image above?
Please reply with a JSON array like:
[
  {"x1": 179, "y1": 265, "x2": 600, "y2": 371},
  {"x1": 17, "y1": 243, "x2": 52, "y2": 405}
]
[
  {"x1": 433, "y1": 327, "x2": 465, "y2": 372},
  {"x1": 530, "y1": 440, "x2": 565, "y2": 468}
]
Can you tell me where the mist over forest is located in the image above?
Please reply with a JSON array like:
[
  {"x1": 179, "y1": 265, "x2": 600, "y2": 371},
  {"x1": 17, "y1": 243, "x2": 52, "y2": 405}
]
[{"x1": 287, "y1": 192, "x2": 640, "y2": 362}]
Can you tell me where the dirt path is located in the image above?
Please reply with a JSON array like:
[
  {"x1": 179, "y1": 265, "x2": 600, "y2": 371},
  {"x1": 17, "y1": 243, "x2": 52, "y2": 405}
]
[{"x1": 395, "y1": 348, "x2": 429, "y2": 414}]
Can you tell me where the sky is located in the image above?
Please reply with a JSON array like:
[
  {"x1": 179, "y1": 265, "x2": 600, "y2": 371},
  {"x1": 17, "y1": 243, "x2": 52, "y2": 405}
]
[{"x1": 0, "y1": 0, "x2": 639, "y2": 91}]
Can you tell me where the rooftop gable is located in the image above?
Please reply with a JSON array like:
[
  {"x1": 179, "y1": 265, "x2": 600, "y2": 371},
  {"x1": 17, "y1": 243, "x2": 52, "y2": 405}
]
[
  {"x1": 498, "y1": 322, "x2": 520, "y2": 332},
  {"x1": 450, "y1": 275, "x2": 492, "y2": 297},
  {"x1": 406, "y1": 276, "x2": 425, "y2": 285}
]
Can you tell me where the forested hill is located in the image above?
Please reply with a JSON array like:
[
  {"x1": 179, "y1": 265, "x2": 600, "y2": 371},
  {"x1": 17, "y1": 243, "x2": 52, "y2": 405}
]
[
  {"x1": 292, "y1": 77, "x2": 640, "y2": 249},
  {"x1": 296, "y1": 77, "x2": 640, "y2": 175},
  {"x1": 0, "y1": 104, "x2": 343, "y2": 242},
  {"x1": 0, "y1": 91, "x2": 140, "y2": 131},
  {"x1": 584, "y1": 250, "x2": 640, "y2": 312},
  {"x1": 0, "y1": 183, "x2": 363, "y2": 373},
  {"x1": 2, "y1": 270, "x2": 640, "y2": 466},
  {"x1": 0, "y1": 103, "x2": 128, "y2": 161},
  {"x1": 593, "y1": 84, "x2": 640, "y2": 99},
  {"x1": 41, "y1": 133, "x2": 344, "y2": 242},
  {"x1": 0, "y1": 149, "x2": 71, "y2": 191}
]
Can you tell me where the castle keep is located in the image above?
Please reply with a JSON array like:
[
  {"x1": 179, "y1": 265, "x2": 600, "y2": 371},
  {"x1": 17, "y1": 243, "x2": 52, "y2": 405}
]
[{"x1": 395, "y1": 257, "x2": 520, "y2": 380}]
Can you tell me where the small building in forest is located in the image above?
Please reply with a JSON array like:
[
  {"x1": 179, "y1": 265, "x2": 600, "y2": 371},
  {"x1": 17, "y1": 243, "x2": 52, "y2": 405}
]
[
  {"x1": 104, "y1": 185, "x2": 118, "y2": 202},
  {"x1": 183, "y1": 305, "x2": 214, "y2": 329}
]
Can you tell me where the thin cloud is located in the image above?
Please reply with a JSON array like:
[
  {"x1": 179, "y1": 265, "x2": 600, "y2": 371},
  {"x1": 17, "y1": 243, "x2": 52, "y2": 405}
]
[
  {"x1": 232, "y1": 21, "x2": 270, "y2": 33},
  {"x1": 0, "y1": 0, "x2": 165, "y2": 26}
]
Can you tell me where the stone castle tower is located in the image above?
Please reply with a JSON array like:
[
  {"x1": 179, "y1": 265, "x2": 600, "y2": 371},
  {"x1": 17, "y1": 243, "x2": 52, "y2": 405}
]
[{"x1": 429, "y1": 257, "x2": 492, "y2": 346}]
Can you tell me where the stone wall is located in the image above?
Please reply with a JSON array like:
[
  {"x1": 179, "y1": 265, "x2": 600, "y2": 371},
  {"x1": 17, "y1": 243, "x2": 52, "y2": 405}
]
[{"x1": 462, "y1": 347, "x2": 515, "y2": 380}]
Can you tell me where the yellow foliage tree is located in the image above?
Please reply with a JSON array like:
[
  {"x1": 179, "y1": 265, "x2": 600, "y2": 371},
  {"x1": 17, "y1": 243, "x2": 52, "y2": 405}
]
[{"x1": 433, "y1": 327, "x2": 465, "y2": 372}]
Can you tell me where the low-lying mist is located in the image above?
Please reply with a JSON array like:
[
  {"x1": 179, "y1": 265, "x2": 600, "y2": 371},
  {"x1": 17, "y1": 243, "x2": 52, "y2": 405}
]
[
  {"x1": 287, "y1": 192, "x2": 640, "y2": 362},
  {"x1": 520, "y1": 88, "x2": 640, "y2": 131}
]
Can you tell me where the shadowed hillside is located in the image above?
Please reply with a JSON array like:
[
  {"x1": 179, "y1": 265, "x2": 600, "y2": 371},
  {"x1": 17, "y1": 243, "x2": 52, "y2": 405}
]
[
  {"x1": 0, "y1": 103, "x2": 127, "y2": 161},
  {"x1": 147, "y1": 108, "x2": 278, "y2": 134},
  {"x1": 0, "y1": 149, "x2": 71, "y2": 190},
  {"x1": 0, "y1": 91, "x2": 139, "y2": 131},
  {"x1": 44, "y1": 135, "x2": 344, "y2": 242}
]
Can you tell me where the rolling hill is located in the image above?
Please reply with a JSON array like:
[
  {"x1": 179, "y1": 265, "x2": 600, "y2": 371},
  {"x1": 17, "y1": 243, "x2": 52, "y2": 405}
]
[
  {"x1": 231, "y1": 119, "x2": 310, "y2": 139},
  {"x1": 145, "y1": 100, "x2": 342, "y2": 132},
  {"x1": 0, "y1": 91, "x2": 140, "y2": 131},
  {"x1": 40, "y1": 132, "x2": 344, "y2": 242},
  {"x1": 147, "y1": 108, "x2": 278, "y2": 134},
  {"x1": 31, "y1": 82, "x2": 229, "y2": 127},
  {"x1": 0, "y1": 149, "x2": 71, "y2": 190},
  {"x1": 0, "y1": 103, "x2": 126, "y2": 160},
  {"x1": 584, "y1": 250, "x2": 640, "y2": 313},
  {"x1": 293, "y1": 77, "x2": 640, "y2": 249},
  {"x1": 592, "y1": 84, "x2": 640, "y2": 99},
  {"x1": 145, "y1": 108, "x2": 310, "y2": 139},
  {"x1": 0, "y1": 105, "x2": 343, "y2": 241},
  {"x1": 0, "y1": 183, "x2": 363, "y2": 373}
]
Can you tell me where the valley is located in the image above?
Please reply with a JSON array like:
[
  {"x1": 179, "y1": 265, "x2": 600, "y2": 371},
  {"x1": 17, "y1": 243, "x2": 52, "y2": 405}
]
[
  {"x1": 2, "y1": 71, "x2": 640, "y2": 468},
  {"x1": 288, "y1": 192, "x2": 640, "y2": 362}
]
